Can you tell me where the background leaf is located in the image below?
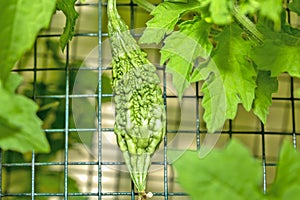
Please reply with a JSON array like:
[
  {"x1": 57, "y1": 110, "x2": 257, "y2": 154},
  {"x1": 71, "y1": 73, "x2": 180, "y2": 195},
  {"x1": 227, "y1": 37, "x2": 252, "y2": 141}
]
[
  {"x1": 267, "y1": 141, "x2": 300, "y2": 199},
  {"x1": 3, "y1": 73, "x2": 23, "y2": 93},
  {"x1": 0, "y1": 74, "x2": 50, "y2": 153},
  {"x1": 288, "y1": 0, "x2": 300, "y2": 16},
  {"x1": 251, "y1": 33, "x2": 300, "y2": 78},
  {"x1": 56, "y1": 0, "x2": 79, "y2": 51},
  {"x1": 0, "y1": 0, "x2": 56, "y2": 82},
  {"x1": 172, "y1": 139, "x2": 264, "y2": 200}
]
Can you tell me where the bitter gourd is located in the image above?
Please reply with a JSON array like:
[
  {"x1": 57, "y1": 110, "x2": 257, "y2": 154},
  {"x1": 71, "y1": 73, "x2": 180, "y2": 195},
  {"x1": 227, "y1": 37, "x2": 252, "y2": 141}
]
[{"x1": 107, "y1": 0, "x2": 166, "y2": 198}]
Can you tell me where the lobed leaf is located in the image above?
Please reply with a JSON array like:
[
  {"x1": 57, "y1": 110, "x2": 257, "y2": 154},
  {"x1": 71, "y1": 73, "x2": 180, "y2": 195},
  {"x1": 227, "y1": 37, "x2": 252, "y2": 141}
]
[
  {"x1": 252, "y1": 71, "x2": 278, "y2": 124},
  {"x1": 161, "y1": 17, "x2": 212, "y2": 98},
  {"x1": 203, "y1": 24, "x2": 257, "y2": 121},
  {"x1": 251, "y1": 33, "x2": 300, "y2": 78},
  {"x1": 139, "y1": 0, "x2": 204, "y2": 44}
]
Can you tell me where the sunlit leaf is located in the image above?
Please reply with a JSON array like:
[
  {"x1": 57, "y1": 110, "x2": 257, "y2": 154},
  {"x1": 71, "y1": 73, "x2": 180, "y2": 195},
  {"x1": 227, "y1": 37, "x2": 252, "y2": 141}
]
[
  {"x1": 253, "y1": 71, "x2": 278, "y2": 124},
  {"x1": 161, "y1": 17, "x2": 212, "y2": 98},
  {"x1": 139, "y1": 0, "x2": 204, "y2": 44}
]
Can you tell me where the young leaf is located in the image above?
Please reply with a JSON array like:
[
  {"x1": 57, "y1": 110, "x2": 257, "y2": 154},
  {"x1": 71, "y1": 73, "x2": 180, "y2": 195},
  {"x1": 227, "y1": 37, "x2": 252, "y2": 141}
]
[
  {"x1": 0, "y1": 0, "x2": 56, "y2": 82},
  {"x1": 160, "y1": 17, "x2": 212, "y2": 98},
  {"x1": 253, "y1": 71, "x2": 278, "y2": 124},
  {"x1": 288, "y1": 0, "x2": 300, "y2": 16},
  {"x1": 267, "y1": 141, "x2": 300, "y2": 200},
  {"x1": 56, "y1": 0, "x2": 79, "y2": 51},
  {"x1": 251, "y1": 33, "x2": 300, "y2": 78},
  {"x1": 205, "y1": 24, "x2": 257, "y2": 120},
  {"x1": 257, "y1": 0, "x2": 283, "y2": 28},
  {"x1": 139, "y1": 0, "x2": 204, "y2": 44},
  {"x1": 0, "y1": 74, "x2": 50, "y2": 153},
  {"x1": 172, "y1": 139, "x2": 264, "y2": 200},
  {"x1": 209, "y1": 0, "x2": 234, "y2": 25}
]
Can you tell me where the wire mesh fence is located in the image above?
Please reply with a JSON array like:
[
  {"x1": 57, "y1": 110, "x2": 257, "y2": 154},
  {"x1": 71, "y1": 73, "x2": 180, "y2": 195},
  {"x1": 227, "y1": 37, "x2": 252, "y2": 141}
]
[{"x1": 1, "y1": 0, "x2": 300, "y2": 199}]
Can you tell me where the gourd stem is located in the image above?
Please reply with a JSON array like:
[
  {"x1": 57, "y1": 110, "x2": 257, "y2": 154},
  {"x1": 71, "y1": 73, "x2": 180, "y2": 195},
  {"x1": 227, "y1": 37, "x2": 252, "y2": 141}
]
[
  {"x1": 107, "y1": 0, "x2": 116, "y2": 17},
  {"x1": 107, "y1": 0, "x2": 120, "y2": 29}
]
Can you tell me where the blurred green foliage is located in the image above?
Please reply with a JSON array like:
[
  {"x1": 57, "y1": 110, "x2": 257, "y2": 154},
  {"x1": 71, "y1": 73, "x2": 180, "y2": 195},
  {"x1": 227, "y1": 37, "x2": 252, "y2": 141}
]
[{"x1": 2, "y1": 40, "x2": 112, "y2": 199}]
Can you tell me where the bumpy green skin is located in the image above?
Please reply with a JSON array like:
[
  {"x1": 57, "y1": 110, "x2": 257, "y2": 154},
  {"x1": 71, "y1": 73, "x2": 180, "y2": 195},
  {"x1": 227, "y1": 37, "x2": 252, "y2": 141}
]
[
  {"x1": 107, "y1": 0, "x2": 166, "y2": 196},
  {"x1": 112, "y1": 52, "x2": 165, "y2": 155}
]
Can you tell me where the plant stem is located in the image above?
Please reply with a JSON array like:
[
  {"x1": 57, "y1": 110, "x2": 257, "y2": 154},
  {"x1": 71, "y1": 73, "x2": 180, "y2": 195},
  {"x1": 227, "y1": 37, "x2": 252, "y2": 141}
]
[
  {"x1": 232, "y1": 6, "x2": 264, "y2": 44},
  {"x1": 133, "y1": 0, "x2": 155, "y2": 12}
]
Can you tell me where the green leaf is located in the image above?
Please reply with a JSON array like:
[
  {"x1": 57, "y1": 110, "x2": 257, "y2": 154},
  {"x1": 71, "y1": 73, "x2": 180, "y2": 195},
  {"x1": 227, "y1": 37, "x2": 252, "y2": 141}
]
[
  {"x1": 209, "y1": 0, "x2": 234, "y2": 25},
  {"x1": 56, "y1": 0, "x2": 79, "y2": 51},
  {"x1": 205, "y1": 24, "x2": 257, "y2": 120},
  {"x1": 288, "y1": 0, "x2": 300, "y2": 16},
  {"x1": 0, "y1": 74, "x2": 50, "y2": 153},
  {"x1": 191, "y1": 24, "x2": 257, "y2": 132},
  {"x1": 164, "y1": 57, "x2": 192, "y2": 99},
  {"x1": 198, "y1": 62, "x2": 227, "y2": 132},
  {"x1": 139, "y1": 0, "x2": 204, "y2": 44},
  {"x1": 172, "y1": 139, "x2": 263, "y2": 200},
  {"x1": 257, "y1": 0, "x2": 283, "y2": 29},
  {"x1": 3, "y1": 72, "x2": 23, "y2": 93},
  {"x1": 252, "y1": 71, "x2": 278, "y2": 124},
  {"x1": 238, "y1": 0, "x2": 260, "y2": 15},
  {"x1": 0, "y1": 0, "x2": 56, "y2": 83},
  {"x1": 267, "y1": 141, "x2": 300, "y2": 199},
  {"x1": 251, "y1": 32, "x2": 300, "y2": 78},
  {"x1": 160, "y1": 17, "x2": 212, "y2": 98}
]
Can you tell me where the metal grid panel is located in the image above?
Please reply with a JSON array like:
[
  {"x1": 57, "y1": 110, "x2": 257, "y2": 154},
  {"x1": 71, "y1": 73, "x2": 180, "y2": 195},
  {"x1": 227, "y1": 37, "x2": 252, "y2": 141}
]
[{"x1": 1, "y1": 1, "x2": 300, "y2": 199}]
